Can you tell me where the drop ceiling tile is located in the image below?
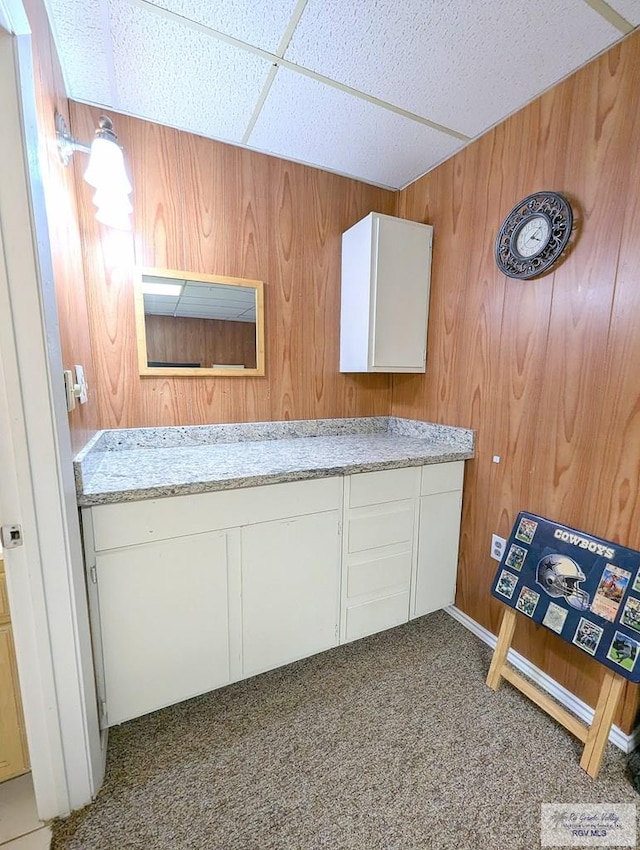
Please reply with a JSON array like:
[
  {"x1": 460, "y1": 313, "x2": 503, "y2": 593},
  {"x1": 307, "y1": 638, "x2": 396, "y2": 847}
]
[
  {"x1": 107, "y1": 0, "x2": 273, "y2": 142},
  {"x1": 145, "y1": 0, "x2": 300, "y2": 52},
  {"x1": 285, "y1": 0, "x2": 623, "y2": 137},
  {"x1": 605, "y1": 0, "x2": 640, "y2": 25},
  {"x1": 249, "y1": 69, "x2": 463, "y2": 188},
  {"x1": 44, "y1": 0, "x2": 113, "y2": 103}
]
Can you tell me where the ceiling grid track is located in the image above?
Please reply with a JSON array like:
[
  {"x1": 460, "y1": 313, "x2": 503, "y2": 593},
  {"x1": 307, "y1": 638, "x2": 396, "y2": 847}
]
[
  {"x1": 580, "y1": 0, "x2": 634, "y2": 33},
  {"x1": 242, "y1": 0, "x2": 309, "y2": 145},
  {"x1": 131, "y1": 0, "x2": 470, "y2": 143}
]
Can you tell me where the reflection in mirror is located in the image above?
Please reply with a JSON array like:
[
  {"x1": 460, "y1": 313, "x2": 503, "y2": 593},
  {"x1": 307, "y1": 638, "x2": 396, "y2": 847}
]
[{"x1": 134, "y1": 269, "x2": 265, "y2": 377}]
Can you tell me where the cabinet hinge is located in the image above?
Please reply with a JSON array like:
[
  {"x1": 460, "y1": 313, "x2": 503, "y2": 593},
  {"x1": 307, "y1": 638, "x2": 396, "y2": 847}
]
[
  {"x1": 99, "y1": 699, "x2": 108, "y2": 727},
  {"x1": 90, "y1": 565, "x2": 97, "y2": 585},
  {"x1": 337, "y1": 520, "x2": 342, "y2": 536}
]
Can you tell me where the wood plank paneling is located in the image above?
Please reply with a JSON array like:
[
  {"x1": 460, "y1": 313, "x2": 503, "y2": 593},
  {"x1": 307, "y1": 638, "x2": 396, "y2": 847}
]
[
  {"x1": 71, "y1": 104, "x2": 396, "y2": 428},
  {"x1": 144, "y1": 315, "x2": 257, "y2": 369},
  {"x1": 395, "y1": 32, "x2": 640, "y2": 731},
  {"x1": 22, "y1": 0, "x2": 98, "y2": 452}
]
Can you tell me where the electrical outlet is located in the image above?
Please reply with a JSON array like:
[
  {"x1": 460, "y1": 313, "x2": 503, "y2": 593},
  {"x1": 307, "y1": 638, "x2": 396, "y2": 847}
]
[{"x1": 491, "y1": 534, "x2": 506, "y2": 562}]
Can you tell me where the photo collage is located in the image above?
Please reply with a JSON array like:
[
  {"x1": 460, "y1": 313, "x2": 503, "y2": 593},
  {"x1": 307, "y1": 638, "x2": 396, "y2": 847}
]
[{"x1": 491, "y1": 512, "x2": 640, "y2": 682}]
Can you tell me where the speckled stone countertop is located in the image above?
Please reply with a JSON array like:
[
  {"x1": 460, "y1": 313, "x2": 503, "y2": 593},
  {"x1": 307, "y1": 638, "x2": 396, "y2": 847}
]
[{"x1": 74, "y1": 417, "x2": 475, "y2": 506}]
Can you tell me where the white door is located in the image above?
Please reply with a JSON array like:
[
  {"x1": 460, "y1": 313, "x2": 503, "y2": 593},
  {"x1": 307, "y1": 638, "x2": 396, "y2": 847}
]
[
  {"x1": 0, "y1": 20, "x2": 101, "y2": 817},
  {"x1": 96, "y1": 532, "x2": 231, "y2": 725},
  {"x1": 413, "y1": 491, "x2": 463, "y2": 617},
  {"x1": 241, "y1": 512, "x2": 341, "y2": 676},
  {"x1": 371, "y1": 215, "x2": 431, "y2": 371}
]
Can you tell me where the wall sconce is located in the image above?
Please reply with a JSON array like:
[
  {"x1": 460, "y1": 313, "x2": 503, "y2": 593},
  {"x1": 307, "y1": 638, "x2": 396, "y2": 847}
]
[{"x1": 55, "y1": 111, "x2": 132, "y2": 231}]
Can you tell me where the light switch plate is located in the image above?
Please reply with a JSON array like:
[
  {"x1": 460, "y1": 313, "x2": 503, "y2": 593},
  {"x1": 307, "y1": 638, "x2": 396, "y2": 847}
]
[
  {"x1": 63, "y1": 369, "x2": 76, "y2": 412},
  {"x1": 74, "y1": 364, "x2": 88, "y2": 404}
]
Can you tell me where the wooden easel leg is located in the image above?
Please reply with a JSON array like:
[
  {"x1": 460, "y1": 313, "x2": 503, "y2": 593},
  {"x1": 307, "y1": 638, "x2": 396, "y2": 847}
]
[
  {"x1": 580, "y1": 671, "x2": 625, "y2": 779},
  {"x1": 486, "y1": 608, "x2": 517, "y2": 691}
]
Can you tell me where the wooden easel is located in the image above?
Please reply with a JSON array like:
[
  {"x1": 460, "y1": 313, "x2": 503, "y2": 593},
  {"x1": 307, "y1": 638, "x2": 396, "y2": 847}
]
[{"x1": 486, "y1": 608, "x2": 625, "y2": 779}]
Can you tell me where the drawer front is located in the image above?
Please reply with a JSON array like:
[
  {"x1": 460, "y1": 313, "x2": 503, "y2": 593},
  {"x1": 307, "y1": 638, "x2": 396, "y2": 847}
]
[
  {"x1": 345, "y1": 592, "x2": 409, "y2": 642},
  {"x1": 0, "y1": 574, "x2": 9, "y2": 624},
  {"x1": 347, "y1": 502, "x2": 414, "y2": 553},
  {"x1": 89, "y1": 476, "x2": 343, "y2": 551},
  {"x1": 347, "y1": 551, "x2": 412, "y2": 599},
  {"x1": 420, "y1": 461, "x2": 464, "y2": 496},
  {"x1": 349, "y1": 467, "x2": 419, "y2": 508}
]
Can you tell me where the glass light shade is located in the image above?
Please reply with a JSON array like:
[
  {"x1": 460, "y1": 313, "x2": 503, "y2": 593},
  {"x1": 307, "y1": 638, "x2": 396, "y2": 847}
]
[
  {"x1": 84, "y1": 137, "x2": 132, "y2": 195},
  {"x1": 95, "y1": 198, "x2": 133, "y2": 231},
  {"x1": 92, "y1": 187, "x2": 133, "y2": 215}
]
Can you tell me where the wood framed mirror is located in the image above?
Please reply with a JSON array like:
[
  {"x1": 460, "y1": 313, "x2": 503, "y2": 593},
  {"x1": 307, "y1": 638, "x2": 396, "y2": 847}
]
[{"x1": 134, "y1": 268, "x2": 265, "y2": 377}]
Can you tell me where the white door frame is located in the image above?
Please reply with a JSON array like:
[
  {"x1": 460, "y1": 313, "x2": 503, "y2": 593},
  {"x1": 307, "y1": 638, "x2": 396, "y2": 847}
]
[{"x1": 0, "y1": 10, "x2": 103, "y2": 819}]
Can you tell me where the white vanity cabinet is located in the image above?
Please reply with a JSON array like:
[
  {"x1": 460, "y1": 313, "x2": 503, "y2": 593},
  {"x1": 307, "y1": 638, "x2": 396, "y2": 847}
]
[
  {"x1": 340, "y1": 212, "x2": 433, "y2": 373},
  {"x1": 83, "y1": 477, "x2": 342, "y2": 726},
  {"x1": 82, "y1": 463, "x2": 464, "y2": 727}
]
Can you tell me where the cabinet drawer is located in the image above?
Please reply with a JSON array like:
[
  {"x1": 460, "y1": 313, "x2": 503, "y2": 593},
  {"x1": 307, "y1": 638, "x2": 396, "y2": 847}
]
[
  {"x1": 347, "y1": 502, "x2": 414, "y2": 553},
  {"x1": 0, "y1": 574, "x2": 9, "y2": 624},
  {"x1": 345, "y1": 592, "x2": 409, "y2": 642},
  {"x1": 89, "y1": 476, "x2": 342, "y2": 551},
  {"x1": 349, "y1": 467, "x2": 419, "y2": 508},
  {"x1": 347, "y1": 551, "x2": 412, "y2": 599},
  {"x1": 420, "y1": 461, "x2": 464, "y2": 496}
]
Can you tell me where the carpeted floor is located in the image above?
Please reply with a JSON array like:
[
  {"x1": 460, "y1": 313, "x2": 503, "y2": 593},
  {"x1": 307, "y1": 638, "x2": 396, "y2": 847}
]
[{"x1": 51, "y1": 611, "x2": 638, "y2": 849}]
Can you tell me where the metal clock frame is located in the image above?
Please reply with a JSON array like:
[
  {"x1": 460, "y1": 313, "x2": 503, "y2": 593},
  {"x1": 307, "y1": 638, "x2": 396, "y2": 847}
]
[{"x1": 495, "y1": 191, "x2": 573, "y2": 280}]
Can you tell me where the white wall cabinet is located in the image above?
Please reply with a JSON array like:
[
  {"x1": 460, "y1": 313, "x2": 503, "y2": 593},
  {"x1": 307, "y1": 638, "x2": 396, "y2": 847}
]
[
  {"x1": 340, "y1": 212, "x2": 433, "y2": 373},
  {"x1": 82, "y1": 465, "x2": 463, "y2": 727}
]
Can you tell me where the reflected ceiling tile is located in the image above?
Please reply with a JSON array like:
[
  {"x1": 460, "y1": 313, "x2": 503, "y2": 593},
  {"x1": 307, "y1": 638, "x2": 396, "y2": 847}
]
[
  {"x1": 107, "y1": 0, "x2": 273, "y2": 141},
  {"x1": 285, "y1": 0, "x2": 622, "y2": 136},
  {"x1": 145, "y1": 0, "x2": 300, "y2": 51},
  {"x1": 249, "y1": 69, "x2": 463, "y2": 188}
]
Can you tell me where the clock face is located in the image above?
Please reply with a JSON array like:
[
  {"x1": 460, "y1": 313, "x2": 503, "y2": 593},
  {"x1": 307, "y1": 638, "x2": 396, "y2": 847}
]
[
  {"x1": 495, "y1": 192, "x2": 573, "y2": 280},
  {"x1": 513, "y1": 215, "x2": 551, "y2": 259}
]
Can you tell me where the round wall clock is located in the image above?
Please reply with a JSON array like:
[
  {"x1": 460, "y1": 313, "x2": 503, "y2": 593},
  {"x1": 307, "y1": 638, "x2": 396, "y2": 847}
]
[{"x1": 495, "y1": 191, "x2": 573, "y2": 280}]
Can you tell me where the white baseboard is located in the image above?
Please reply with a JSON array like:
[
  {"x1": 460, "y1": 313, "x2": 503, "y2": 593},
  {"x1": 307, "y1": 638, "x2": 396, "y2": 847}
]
[{"x1": 444, "y1": 605, "x2": 638, "y2": 754}]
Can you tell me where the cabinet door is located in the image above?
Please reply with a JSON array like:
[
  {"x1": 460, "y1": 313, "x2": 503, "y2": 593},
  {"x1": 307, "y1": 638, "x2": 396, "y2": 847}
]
[
  {"x1": 241, "y1": 511, "x2": 341, "y2": 676},
  {"x1": 0, "y1": 624, "x2": 29, "y2": 781},
  {"x1": 371, "y1": 215, "x2": 432, "y2": 371},
  {"x1": 96, "y1": 531, "x2": 230, "y2": 725},
  {"x1": 413, "y1": 490, "x2": 463, "y2": 618}
]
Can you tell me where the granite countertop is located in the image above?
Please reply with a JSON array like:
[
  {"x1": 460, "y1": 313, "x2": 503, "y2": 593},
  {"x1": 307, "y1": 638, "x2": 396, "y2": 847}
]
[{"x1": 74, "y1": 417, "x2": 475, "y2": 506}]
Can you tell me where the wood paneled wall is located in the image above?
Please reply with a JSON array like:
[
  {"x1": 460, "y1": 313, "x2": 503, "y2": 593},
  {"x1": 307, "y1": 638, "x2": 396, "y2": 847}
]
[
  {"x1": 22, "y1": 0, "x2": 98, "y2": 452},
  {"x1": 69, "y1": 31, "x2": 640, "y2": 730},
  {"x1": 394, "y1": 31, "x2": 640, "y2": 731},
  {"x1": 144, "y1": 315, "x2": 257, "y2": 370},
  {"x1": 69, "y1": 103, "x2": 396, "y2": 427}
]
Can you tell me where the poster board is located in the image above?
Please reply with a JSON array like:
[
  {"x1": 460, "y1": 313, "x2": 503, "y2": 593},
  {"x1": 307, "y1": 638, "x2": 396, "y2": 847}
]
[{"x1": 490, "y1": 512, "x2": 640, "y2": 683}]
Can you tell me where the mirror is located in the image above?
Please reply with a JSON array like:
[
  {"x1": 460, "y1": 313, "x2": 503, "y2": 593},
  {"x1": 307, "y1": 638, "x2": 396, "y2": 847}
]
[{"x1": 134, "y1": 268, "x2": 265, "y2": 377}]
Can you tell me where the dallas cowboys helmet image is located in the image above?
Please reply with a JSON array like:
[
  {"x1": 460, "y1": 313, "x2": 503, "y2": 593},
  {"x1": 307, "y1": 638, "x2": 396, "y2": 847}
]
[{"x1": 536, "y1": 554, "x2": 590, "y2": 610}]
